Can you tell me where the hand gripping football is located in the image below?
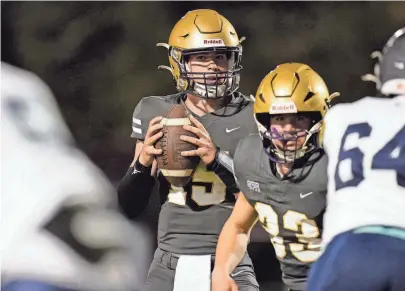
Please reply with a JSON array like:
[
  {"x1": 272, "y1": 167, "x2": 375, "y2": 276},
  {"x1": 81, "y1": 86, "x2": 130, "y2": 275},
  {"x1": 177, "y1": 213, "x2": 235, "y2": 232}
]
[{"x1": 155, "y1": 105, "x2": 200, "y2": 187}]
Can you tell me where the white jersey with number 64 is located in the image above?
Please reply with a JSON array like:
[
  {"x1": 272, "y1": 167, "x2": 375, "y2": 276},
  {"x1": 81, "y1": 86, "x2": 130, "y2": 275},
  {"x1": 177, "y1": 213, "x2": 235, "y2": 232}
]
[{"x1": 322, "y1": 96, "x2": 405, "y2": 245}]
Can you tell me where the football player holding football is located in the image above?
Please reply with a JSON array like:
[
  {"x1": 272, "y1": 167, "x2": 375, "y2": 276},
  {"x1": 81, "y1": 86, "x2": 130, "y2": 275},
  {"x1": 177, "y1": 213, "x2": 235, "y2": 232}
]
[
  {"x1": 1, "y1": 63, "x2": 149, "y2": 291},
  {"x1": 307, "y1": 28, "x2": 405, "y2": 291},
  {"x1": 212, "y1": 63, "x2": 339, "y2": 291},
  {"x1": 117, "y1": 9, "x2": 259, "y2": 291}
]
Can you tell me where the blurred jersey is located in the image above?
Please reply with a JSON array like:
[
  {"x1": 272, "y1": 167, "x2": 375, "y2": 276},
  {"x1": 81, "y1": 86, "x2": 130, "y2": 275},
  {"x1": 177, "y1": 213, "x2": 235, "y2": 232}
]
[
  {"x1": 1, "y1": 63, "x2": 151, "y2": 291},
  {"x1": 322, "y1": 95, "x2": 405, "y2": 245}
]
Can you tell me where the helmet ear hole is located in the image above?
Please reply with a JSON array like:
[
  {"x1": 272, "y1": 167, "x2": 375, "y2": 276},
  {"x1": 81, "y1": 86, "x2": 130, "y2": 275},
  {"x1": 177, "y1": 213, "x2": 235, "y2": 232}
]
[
  {"x1": 307, "y1": 112, "x2": 322, "y2": 125},
  {"x1": 255, "y1": 113, "x2": 270, "y2": 130},
  {"x1": 262, "y1": 137, "x2": 272, "y2": 151},
  {"x1": 183, "y1": 55, "x2": 191, "y2": 63}
]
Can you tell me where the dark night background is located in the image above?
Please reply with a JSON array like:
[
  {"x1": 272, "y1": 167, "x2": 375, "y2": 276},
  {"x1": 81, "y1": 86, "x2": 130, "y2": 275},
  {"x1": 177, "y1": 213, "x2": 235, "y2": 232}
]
[{"x1": 2, "y1": 2, "x2": 404, "y2": 290}]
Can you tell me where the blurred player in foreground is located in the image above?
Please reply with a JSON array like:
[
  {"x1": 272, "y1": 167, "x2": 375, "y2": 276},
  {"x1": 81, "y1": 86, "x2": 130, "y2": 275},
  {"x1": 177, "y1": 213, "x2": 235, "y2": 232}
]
[
  {"x1": 117, "y1": 9, "x2": 259, "y2": 291},
  {"x1": 307, "y1": 28, "x2": 405, "y2": 291},
  {"x1": 212, "y1": 63, "x2": 339, "y2": 291},
  {"x1": 1, "y1": 62, "x2": 151, "y2": 291}
]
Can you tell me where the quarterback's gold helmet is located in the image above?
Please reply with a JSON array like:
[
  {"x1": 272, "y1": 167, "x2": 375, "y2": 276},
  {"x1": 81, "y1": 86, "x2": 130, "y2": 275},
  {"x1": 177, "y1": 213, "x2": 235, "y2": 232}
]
[
  {"x1": 157, "y1": 9, "x2": 245, "y2": 99},
  {"x1": 253, "y1": 63, "x2": 340, "y2": 163}
]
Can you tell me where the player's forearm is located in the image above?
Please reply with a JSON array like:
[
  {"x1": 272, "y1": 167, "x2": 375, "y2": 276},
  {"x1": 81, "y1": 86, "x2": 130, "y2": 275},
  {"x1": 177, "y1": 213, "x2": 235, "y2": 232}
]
[
  {"x1": 214, "y1": 219, "x2": 251, "y2": 275},
  {"x1": 117, "y1": 159, "x2": 155, "y2": 219}
]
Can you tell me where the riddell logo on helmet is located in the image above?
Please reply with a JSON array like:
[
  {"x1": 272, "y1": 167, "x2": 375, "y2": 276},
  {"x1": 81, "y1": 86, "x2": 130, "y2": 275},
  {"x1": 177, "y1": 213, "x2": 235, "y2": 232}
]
[
  {"x1": 270, "y1": 102, "x2": 298, "y2": 114},
  {"x1": 202, "y1": 39, "x2": 225, "y2": 47}
]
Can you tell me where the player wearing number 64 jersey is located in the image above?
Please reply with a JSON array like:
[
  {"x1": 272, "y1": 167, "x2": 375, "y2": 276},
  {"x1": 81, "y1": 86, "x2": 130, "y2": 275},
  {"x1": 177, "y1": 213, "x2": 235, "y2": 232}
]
[
  {"x1": 307, "y1": 28, "x2": 405, "y2": 291},
  {"x1": 212, "y1": 63, "x2": 340, "y2": 291}
]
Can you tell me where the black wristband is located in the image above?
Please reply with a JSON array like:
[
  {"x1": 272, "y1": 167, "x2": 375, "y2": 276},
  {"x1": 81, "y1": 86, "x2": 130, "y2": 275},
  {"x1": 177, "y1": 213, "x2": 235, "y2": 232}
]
[
  {"x1": 206, "y1": 146, "x2": 221, "y2": 171},
  {"x1": 134, "y1": 158, "x2": 152, "y2": 175}
]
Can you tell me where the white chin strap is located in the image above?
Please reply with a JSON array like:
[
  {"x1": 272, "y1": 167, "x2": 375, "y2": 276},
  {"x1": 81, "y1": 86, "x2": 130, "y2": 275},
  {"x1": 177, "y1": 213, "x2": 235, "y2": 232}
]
[
  {"x1": 193, "y1": 81, "x2": 229, "y2": 98},
  {"x1": 273, "y1": 147, "x2": 305, "y2": 163}
]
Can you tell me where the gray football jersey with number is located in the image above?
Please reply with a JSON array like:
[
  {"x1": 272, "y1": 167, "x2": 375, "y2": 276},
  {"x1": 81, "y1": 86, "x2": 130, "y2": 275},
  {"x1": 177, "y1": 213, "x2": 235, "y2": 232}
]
[
  {"x1": 131, "y1": 92, "x2": 258, "y2": 254},
  {"x1": 233, "y1": 134, "x2": 327, "y2": 291}
]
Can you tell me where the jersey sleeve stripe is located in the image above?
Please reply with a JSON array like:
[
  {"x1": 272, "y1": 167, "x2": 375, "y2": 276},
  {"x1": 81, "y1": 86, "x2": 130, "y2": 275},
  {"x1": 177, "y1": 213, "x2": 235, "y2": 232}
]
[
  {"x1": 132, "y1": 117, "x2": 142, "y2": 125},
  {"x1": 132, "y1": 126, "x2": 142, "y2": 134}
]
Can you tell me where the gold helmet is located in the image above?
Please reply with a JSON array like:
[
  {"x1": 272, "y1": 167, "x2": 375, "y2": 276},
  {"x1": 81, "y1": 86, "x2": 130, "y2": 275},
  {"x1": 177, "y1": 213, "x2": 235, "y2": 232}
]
[
  {"x1": 157, "y1": 9, "x2": 245, "y2": 99},
  {"x1": 253, "y1": 63, "x2": 340, "y2": 163}
]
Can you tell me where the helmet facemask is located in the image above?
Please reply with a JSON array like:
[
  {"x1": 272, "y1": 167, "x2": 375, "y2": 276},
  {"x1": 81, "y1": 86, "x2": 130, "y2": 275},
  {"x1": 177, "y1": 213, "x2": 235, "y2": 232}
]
[
  {"x1": 171, "y1": 46, "x2": 242, "y2": 99},
  {"x1": 255, "y1": 112, "x2": 323, "y2": 164}
]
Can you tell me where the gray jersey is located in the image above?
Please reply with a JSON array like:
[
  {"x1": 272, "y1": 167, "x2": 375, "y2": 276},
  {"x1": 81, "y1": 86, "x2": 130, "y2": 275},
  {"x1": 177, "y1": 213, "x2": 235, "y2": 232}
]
[
  {"x1": 234, "y1": 134, "x2": 327, "y2": 291},
  {"x1": 131, "y1": 92, "x2": 258, "y2": 254}
]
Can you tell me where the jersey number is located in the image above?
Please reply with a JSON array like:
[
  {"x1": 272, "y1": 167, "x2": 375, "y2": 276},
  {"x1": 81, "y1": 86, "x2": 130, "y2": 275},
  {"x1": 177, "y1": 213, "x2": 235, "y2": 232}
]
[
  {"x1": 335, "y1": 123, "x2": 405, "y2": 190},
  {"x1": 190, "y1": 169, "x2": 226, "y2": 206},
  {"x1": 255, "y1": 202, "x2": 321, "y2": 263},
  {"x1": 168, "y1": 163, "x2": 226, "y2": 206}
]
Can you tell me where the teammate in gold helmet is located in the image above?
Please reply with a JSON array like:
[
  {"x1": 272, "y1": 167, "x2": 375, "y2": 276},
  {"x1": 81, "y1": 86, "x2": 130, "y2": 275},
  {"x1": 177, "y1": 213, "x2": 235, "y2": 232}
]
[
  {"x1": 213, "y1": 63, "x2": 339, "y2": 291},
  {"x1": 117, "y1": 9, "x2": 259, "y2": 291},
  {"x1": 253, "y1": 63, "x2": 340, "y2": 165}
]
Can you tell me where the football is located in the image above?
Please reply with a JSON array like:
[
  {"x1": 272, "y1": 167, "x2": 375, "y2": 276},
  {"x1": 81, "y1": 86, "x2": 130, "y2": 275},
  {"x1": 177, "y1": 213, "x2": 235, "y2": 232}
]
[{"x1": 155, "y1": 105, "x2": 200, "y2": 187}]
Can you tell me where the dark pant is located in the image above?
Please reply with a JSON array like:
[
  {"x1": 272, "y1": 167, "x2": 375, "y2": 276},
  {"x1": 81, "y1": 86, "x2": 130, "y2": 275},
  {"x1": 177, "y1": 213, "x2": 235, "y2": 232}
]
[
  {"x1": 307, "y1": 230, "x2": 405, "y2": 291},
  {"x1": 143, "y1": 248, "x2": 259, "y2": 291}
]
